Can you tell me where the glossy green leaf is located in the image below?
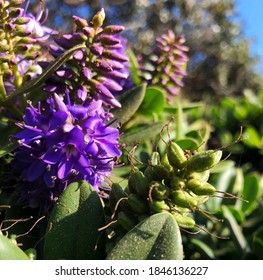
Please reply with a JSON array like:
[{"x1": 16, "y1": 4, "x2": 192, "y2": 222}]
[
  {"x1": 210, "y1": 160, "x2": 235, "y2": 173},
  {"x1": 253, "y1": 226, "x2": 263, "y2": 259},
  {"x1": 107, "y1": 212, "x2": 184, "y2": 260},
  {"x1": 175, "y1": 138, "x2": 199, "y2": 151},
  {"x1": 112, "y1": 83, "x2": 146, "y2": 124},
  {"x1": 206, "y1": 167, "x2": 236, "y2": 212},
  {"x1": 126, "y1": 48, "x2": 141, "y2": 85},
  {"x1": 120, "y1": 121, "x2": 165, "y2": 146},
  {"x1": 243, "y1": 126, "x2": 262, "y2": 148},
  {"x1": 0, "y1": 234, "x2": 29, "y2": 260},
  {"x1": 241, "y1": 173, "x2": 260, "y2": 214},
  {"x1": 191, "y1": 239, "x2": 215, "y2": 259},
  {"x1": 138, "y1": 86, "x2": 165, "y2": 117},
  {"x1": 44, "y1": 180, "x2": 106, "y2": 260},
  {"x1": 222, "y1": 205, "x2": 250, "y2": 256}
]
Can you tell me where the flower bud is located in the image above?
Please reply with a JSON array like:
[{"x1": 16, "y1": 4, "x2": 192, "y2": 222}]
[
  {"x1": 127, "y1": 193, "x2": 149, "y2": 214},
  {"x1": 188, "y1": 170, "x2": 210, "y2": 182},
  {"x1": 103, "y1": 25, "x2": 125, "y2": 35},
  {"x1": 128, "y1": 170, "x2": 149, "y2": 196},
  {"x1": 171, "y1": 190, "x2": 197, "y2": 209},
  {"x1": 144, "y1": 165, "x2": 171, "y2": 184},
  {"x1": 92, "y1": 8, "x2": 105, "y2": 29},
  {"x1": 13, "y1": 17, "x2": 31, "y2": 25},
  {"x1": 170, "y1": 175, "x2": 185, "y2": 190},
  {"x1": 109, "y1": 183, "x2": 128, "y2": 212},
  {"x1": 185, "y1": 150, "x2": 222, "y2": 173},
  {"x1": 167, "y1": 141, "x2": 187, "y2": 169},
  {"x1": 172, "y1": 212, "x2": 195, "y2": 229},
  {"x1": 72, "y1": 15, "x2": 88, "y2": 29},
  {"x1": 150, "y1": 200, "x2": 170, "y2": 213},
  {"x1": 186, "y1": 179, "x2": 216, "y2": 196},
  {"x1": 150, "y1": 181, "x2": 170, "y2": 200}
]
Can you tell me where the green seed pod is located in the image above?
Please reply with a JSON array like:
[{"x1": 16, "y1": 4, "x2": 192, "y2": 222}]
[
  {"x1": 117, "y1": 211, "x2": 137, "y2": 232},
  {"x1": 185, "y1": 150, "x2": 222, "y2": 173},
  {"x1": 128, "y1": 170, "x2": 149, "y2": 196},
  {"x1": 171, "y1": 190, "x2": 197, "y2": 209},
  {"x1": 161, "y1": 153, "x2": 173, "y2": 172},
  {"x1": 189, "y1": 170, "x2": 210, "y2": 182},
  {"x1": 150, "y1": 200, "x2": 170, "y2": 213},
  {"x1": 150, "y1": 181, "x2": 170, "y2": 200},
  {"x1": 109, "y1": 183, "x2": 128, "y2": 212},
  {"x1": 186, "y1": 179, "x2": 216, "y2": 196},
  {"x1": 170, "y1": 175, "x2": 186, "y2": 190},
  {"x1": 167, "y1": 141, "x2": 187, "y2": 169},
  {"x1": 144, "y1": 165, "x2": 171, "y2": 184},
  {"x1": 172, "y1": 212, "x2": 195, "y2": 229},
  {"x1": 127, "y1": 193, "x2": 149, "y2": 214},
  {"x1": 150, "y1": 151, "x2": 161, "y2": 166}
]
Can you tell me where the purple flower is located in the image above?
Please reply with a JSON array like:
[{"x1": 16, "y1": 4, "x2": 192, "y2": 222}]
[
  {"x1": 13, "y1": 93, "x2": 121, "y2": 210},
  {"x1": 22, "y1": 0, "x2": 58, "y2": 39}
]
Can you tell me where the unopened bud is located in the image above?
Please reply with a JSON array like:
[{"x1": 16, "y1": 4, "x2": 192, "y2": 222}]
[{"x1": 92, "y1": 8, "x2": 105, "y2": 29}]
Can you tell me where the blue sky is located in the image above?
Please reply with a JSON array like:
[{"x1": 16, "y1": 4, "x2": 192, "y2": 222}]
[{"x1": 236, "y1": 0, "x2": 263, "y2": 72}]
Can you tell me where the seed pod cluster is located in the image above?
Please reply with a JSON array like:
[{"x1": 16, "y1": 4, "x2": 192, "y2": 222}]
[{"x1": 109, "y1": 142, "x2": 222, "y2": 232}]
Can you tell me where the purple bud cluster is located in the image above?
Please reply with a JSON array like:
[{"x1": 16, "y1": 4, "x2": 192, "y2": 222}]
[
  {"x1": 0, "y1": 0, "x2": 57, "y2": 95},
  {"x1": 41, "y1": 9, "x2": 131, "y2": 109},
  {"x1": 13, "y1": 93, "x2": 121, "y2": 211},
  {"x1": 140, "y1": 30, "x2": 189, "y2": 101}
]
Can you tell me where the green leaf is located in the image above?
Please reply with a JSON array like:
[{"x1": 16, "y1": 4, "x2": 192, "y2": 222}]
[
  {"x1": 207, "y1": 167, "x2": 236, "y2": 212},
  {"x1": 253, "y1": 226, "x2": 263, "y2": 259},
  {"x1": 241, "y1": 172, "x2": 260, "y2": 214},
  {"x1": 44, "y1": 180, "x2": 106, "y2": 260},
  {"x1": 126, "y1": 48, "x2": 141, "y2": 85},
  {"x1": 0, "y1": 124, "x2": 19, "y2": 158},
  {"x1": 222, "y1": 205, "x2": 250, "y2": 256},
  {"x1": 138, "y1": 86, "x2": 165, "y2": 117},
  {"x1": 107, "y1": 212, "x2": 184, "y2": 260},
  {"x1": 243, "y1": 126, "x2": 262, "y2": 148},
  {"x1": 0, "y1": 234, "x2": 29, "y2": 260},
  {"x1": 1, "y1": 44, "x2": 85, "y2": 103},
  {"x1": 191, "y1": 239, "x2": 215, "y2": 259},
  {"x1": 175, "y1": 138, "x2": 200, "y2": 151},
  {"x1": 210, "y1": 160, "x2": 235, "y2": 173},
  {"x1": 120, "y1": 121, "x2": 165, "y2": 146},
  {"x1": 112, "y1": 83, "x2": 146, "y2": 124}
]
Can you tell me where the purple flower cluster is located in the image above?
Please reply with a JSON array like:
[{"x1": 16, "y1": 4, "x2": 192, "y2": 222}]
[
  {"x1": 41, "y1": 9, "x2": 131, "y2": 109},
  {"x1": 140, "y1": 30, "x2": 189, "y2": 101},
  {"x1": 13, "y1": 93, "x2": 121, "y2": 211}
]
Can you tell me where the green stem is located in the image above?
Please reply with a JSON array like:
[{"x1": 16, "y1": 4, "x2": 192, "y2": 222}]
[{"x1": 0, "y1": 74, "x2": 7, "y2": 99}]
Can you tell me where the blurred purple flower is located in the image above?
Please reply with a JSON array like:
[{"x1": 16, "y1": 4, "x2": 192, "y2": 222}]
[{"x1": 139, "y1": 30, "x2": 189, "y2": 101}]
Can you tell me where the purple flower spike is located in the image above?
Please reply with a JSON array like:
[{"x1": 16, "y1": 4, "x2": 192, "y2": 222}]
[
  {"x1": 13, "y1": 94, "x2": 121, "y2": 210},
  {"x1": 139, "y1": 30, "x2": 189, "y2": 101},
  {"x1": 38, "y1": 11, "x2": 132, "y2": 109}
]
